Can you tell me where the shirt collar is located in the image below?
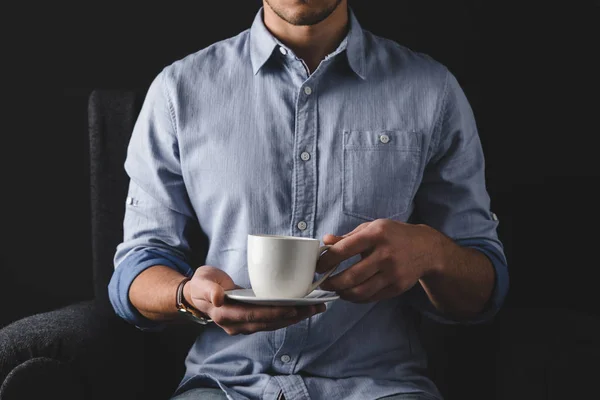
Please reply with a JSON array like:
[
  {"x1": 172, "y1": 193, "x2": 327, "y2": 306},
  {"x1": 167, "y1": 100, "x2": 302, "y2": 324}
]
[
  {"x1": 345, "y1": 9, "x2": 366, "y2": 79},
  {"x1": 249, "y1": 8, "x2": 279, "y2": 75},
  {"x1": 249, "y1": 7, "x2": 367, "y2": 79}
]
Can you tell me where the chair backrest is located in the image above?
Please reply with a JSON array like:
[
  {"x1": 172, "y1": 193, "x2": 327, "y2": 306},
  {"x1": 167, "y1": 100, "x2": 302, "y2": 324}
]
[
  {"x1": 88, "y1": 89, "x2": 209, "y2": 309},
  {"x1": 87, "y1": 89, "x2": 203, "y2": 399},
  {"x1": 87, "y1": 89, "x2": 144, "y2": 306}
]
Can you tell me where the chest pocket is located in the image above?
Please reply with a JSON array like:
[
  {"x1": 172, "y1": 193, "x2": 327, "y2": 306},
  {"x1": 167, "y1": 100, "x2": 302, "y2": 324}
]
[{"x1": 343, "y1": 130, "x2": 422, "y2": 221}]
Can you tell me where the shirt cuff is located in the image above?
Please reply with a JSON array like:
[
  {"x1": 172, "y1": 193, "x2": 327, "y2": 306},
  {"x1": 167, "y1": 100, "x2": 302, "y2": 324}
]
[{"x1": 108, "y1": 248, "x2": 194, "y2": 331}]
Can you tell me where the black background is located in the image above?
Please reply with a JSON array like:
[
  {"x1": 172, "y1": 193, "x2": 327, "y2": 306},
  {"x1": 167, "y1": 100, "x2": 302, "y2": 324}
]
[{"x1": 2, "y1": 0, "x2": 599, "y2": 328}]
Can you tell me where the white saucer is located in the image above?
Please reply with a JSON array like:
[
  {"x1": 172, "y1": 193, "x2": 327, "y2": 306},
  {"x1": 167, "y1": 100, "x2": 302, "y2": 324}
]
[{"x1": 224, "y1": 289, "x2": 339, "y2": 306}]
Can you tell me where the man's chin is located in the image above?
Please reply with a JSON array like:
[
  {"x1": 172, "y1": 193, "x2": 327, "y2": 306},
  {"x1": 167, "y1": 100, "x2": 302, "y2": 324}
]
[{"x1": 265, "y1": 0, "x2": 343, "y2": 27}]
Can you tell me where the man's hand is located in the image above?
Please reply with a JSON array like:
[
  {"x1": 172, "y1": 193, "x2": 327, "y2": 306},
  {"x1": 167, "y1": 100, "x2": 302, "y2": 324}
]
[
  {"x1": 186, "y1": 266, "x2": 325, "y2": 335},
  {"x1": 316, "y1": 219, "x2": 449, "y2": 303}
]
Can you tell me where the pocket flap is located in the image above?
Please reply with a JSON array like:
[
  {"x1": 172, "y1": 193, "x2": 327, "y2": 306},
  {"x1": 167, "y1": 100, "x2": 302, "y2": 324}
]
[{"x1": 343, "y1": 130, "x2": 421, "y2": 150}]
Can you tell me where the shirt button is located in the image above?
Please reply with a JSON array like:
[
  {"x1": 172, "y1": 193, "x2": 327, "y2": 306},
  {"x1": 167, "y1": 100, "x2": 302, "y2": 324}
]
[
  {"x1": 379, "y1": 134, "x2": 390, "y2": 144},
  {"x1": 280, "y1": 354, "x2": 291, "y2": 363},
  {"x1": 297, "y1": 221, "x2": 307, "y2": 231},
  {"x1": 300, "y1": 151, "x2": 310, "y2": 161},
  {"x1": 279, "y1": 47, "x2": 287, "y2": 56},
  {"x1": 304, "y1": 86, "x2": 312, "y2": 95}
]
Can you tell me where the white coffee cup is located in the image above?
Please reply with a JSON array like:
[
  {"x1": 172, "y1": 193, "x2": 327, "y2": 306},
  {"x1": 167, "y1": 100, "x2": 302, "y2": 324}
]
[{"x1": 247, "y1": 234, "x2": 339, "y2": 298}]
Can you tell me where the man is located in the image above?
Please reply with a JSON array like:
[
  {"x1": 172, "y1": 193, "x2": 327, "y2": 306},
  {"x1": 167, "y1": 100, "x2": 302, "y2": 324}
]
[{"x1": 108, "y1": 1, "x2": 509, "y2": 399}]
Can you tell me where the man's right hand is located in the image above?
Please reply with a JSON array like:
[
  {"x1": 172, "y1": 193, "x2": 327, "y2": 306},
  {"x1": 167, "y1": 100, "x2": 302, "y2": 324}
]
[{"x1": 185, "y1": 266, "x2": 325, "y2": 335}]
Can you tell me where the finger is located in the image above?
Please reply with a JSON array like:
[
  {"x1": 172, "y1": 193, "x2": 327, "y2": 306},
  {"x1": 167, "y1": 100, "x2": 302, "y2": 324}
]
[
  {"x1": 322, "y1": 234, "x2": 344, "y2": 246},
  {"x1": 226, "y1": 315, "x2": 314, "y2": 335},
  {"x1": 212, "y1": 304, "x2": 317, "y2": 325},
  {"x1": 319, "y1": 254, "x2": 379, "y2": 292},
  {"x1": 337, "y1": 272, "x2": 391, "y2": 303},
  {"x1": 223, "y1": 305, "x2": 326, "y2": 335},
  {"x1": 191, "y1": 266, "x2": 237, "y2": 307},
  {"x1": 322, "y1": 222, "x2": 372, "y2": 246},
  {"x1": 317, "y1": 235, "x2": 344, "y2": 273},
  {"x1": 342, "y1": 222, "x2": 372, "y2": 237},
  {"x1": 228, "y1": 320, "x2": 295, "y2": 335},
  {"x1": 303, "y1": 304, "x2": 327, "y2": 314},
  {"x1": 317, "y1": 230, "x2": 375, "y2": 273}
]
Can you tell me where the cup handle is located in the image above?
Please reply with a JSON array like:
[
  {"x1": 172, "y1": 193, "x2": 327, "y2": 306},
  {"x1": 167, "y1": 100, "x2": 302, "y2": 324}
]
[{"x1": 307, "y1": 245, "x2": 338, "y2": 294}]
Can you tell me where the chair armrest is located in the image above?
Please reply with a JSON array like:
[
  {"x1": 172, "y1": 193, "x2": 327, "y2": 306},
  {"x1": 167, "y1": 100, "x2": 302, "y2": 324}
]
[
  {"x1": 418, "y1": 307, "x2": 600, "y2": 400},
  {"x1": 1, "y1": 357, "x2": 86, "y2": 400},
  {"x1": 493, "y1": 307, "x2": 600, "y2": 400},
  {"x1": 0, "y1": 300, "x2": 147, "y2": 399},
  {"x1": 418, "y1": 314, "x2": 496, "y2": 400}
]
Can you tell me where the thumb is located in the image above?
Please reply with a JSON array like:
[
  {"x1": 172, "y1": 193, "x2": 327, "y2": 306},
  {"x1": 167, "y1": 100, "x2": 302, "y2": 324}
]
[{"x1": 192, "y1": 266, "x2": 237, "y2": 308}]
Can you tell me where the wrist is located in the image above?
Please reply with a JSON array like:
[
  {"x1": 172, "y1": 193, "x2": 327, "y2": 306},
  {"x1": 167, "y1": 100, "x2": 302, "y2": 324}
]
[
  {"x1": 176, "y1": 277, "x2": 212, "y2": 324},
  {"x1": 182, "y1": 278, "x2": 208, "y2": 317},
  {"x1": 421, "y1": 225, "x2": 454, "y2": 278}
]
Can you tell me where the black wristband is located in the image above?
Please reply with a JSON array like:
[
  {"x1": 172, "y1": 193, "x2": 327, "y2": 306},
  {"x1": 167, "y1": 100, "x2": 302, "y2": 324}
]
[{"x1": 176, "y1": 277, "x2": 193, "y2": 309}]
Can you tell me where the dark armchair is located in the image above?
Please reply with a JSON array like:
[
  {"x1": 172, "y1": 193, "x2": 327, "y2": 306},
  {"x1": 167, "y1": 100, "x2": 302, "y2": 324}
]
[
  {"x1": 0, "y1": 89, "x2": 199, "y2": 400},
  {"x1": 1, "y1": 89, "x2": 599, "y2": 400}
]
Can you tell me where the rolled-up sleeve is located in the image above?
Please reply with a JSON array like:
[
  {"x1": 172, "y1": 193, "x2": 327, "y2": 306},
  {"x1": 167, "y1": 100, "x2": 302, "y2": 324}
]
[
  {"x1": 410, "y1": 70, "x2": 509, "y2": 324},
  {"x1": 108, "y1": 69, "x2": 197, "y2": 330}
]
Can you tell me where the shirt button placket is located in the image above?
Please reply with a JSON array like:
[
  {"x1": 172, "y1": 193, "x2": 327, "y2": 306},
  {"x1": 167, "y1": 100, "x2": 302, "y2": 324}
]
[{"x1": 291, "y1": 83, "x2": 315, "y2": 237}]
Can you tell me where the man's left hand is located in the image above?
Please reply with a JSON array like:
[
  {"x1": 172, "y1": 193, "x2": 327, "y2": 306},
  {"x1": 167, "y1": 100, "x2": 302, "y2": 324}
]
[{"x1": 316, "y1": 219, "x2": 449, "y2": 303}]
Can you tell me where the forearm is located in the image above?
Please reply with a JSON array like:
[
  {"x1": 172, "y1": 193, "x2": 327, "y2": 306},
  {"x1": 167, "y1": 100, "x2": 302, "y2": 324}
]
[
  {"x1": 129, "y1": 265, "x2": 188, "y2": 321},
  {"x1": 419, "y1": 231, "x2": 496, "y2": 319}
]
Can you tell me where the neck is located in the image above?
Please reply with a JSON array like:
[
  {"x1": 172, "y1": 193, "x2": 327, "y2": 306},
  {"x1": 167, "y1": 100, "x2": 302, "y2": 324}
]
[{"x1": 263, "y1": 2, "x2": 349, "y2": 73}]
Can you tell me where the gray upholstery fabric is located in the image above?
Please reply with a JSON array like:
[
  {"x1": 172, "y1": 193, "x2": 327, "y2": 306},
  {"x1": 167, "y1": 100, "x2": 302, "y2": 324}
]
[
  {"x1": 87, "y1": 89, "x2": 142, "y2": 308},
  {"x1": 420, "y1": 306, "x2": 600, "y2": 400},
  {"x1": 0, "y1": 298, "x2": 200, "y2": 400},
  {"x1": 493, "y1": 307, "x2": 600, "y2": 400},
  {"x1": 0, "y1": 357, "x2": 84, "y2": 400},
  {"x1": 0, "y1": 301, "x2": 99, "y2": 382},
  {"x1": 0, "y1": 301, "x2": 146, "y2": 399},
  {"x1": 87, "y1": 89, "x2": 207, "y2": 309},
  {"x1": 85, "y1": 88, "x2": 201, "y2": 397}
]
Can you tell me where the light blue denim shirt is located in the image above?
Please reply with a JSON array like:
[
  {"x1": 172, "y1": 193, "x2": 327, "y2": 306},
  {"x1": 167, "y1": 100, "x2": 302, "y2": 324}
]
[{"x1": 109, "y1": 8, "x2": 508, "y2": 400}]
